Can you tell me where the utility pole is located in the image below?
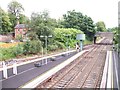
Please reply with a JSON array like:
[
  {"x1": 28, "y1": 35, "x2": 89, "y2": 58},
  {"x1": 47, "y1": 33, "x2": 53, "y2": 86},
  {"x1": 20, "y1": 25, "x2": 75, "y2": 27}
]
[{"x1": 45, "y1": 36, "x2": 47, "y2": 64}]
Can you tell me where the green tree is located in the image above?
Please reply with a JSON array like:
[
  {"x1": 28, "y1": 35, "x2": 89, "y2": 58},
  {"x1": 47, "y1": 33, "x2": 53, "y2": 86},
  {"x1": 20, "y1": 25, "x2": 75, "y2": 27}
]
[
  {"x1": 30, "y1": 11, "x2": 55, "y2": 40},
  {"x1": 8, "y1": 13, "x2": 16, "y2": 29},
  {"x1": 8, "y1": 13, "x2": 29, "y2": 30},
  {"x1": 112, "y1": 27, "x2": 120, "y2": 53},
  {"x1": 8, "y1": 0, "x2": 24, "y2": 29},
  {"x1": 62, "y1": 10, "x2": 95, "y2": 40},
  {"x1": 0, "y1": 7, "x2": 2, "y2": 32},
  {"x1": 96, "y1": 21, "x2": 107, "y2": 32},
  {"x1": 19, "y1": 14, "x2": 30, "y2": 24},
  {"x1": 0, "y1": 7, "x2": 12, "y2": 34},
  {"x1": 53, "y1": 19, "x2": 64, "y2": 28},
  {"x1": 108, "y1": 27, "x2": 120, "y2": 54},
  {"x1": 27, "y1": 31, "x2": 38, "y2": 41},
  {"x1": 8, "y1": 0, "x2": 24, "y2": 16}
]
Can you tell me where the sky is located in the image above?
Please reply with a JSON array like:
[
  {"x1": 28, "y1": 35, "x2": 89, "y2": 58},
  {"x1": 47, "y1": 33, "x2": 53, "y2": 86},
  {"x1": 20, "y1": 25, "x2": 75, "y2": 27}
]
[{"x1": 0, "y1": 0, "x2": 120, "y2": 28}]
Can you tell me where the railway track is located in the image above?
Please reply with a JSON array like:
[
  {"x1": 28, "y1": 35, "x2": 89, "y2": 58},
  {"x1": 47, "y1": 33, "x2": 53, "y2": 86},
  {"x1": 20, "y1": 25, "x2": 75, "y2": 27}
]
[{"x1": 36, "y1": 38, "x2": 112, "y2": 88}]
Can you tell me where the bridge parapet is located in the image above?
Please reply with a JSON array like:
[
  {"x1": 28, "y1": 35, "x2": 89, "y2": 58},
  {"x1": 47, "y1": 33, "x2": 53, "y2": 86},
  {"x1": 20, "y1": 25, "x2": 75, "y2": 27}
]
[{"x1": 95, "y1": 32, "x2": 114, "y2": 40}]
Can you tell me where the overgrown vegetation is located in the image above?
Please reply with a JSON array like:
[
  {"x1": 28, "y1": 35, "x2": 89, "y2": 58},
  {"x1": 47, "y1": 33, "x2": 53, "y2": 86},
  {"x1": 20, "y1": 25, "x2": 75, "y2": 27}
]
[
  {"x1": 0, "y1": 28, "x2": 84, "y2": 61},
  {"x1": 0, "y1": 0, "x2": 109, "y2": 61},
  {"x1": 53, "y1": 28, "x2": 83, "y2": 47},
  {"x1": 60, "y1": 10, "x2": 96, "y2": 40},
  {"x1": 111, "y1": 27, "x2": 120, "y2": 52},
  {"x1": 23, "y1": 40, "x2": 42, "y2": 54}
]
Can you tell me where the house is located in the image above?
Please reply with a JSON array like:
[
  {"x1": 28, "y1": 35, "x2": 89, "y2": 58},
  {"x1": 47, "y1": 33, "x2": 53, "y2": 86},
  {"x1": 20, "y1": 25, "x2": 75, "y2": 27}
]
[{"x1": 14, "y1": 24, "x2": 28, "y2": 38}]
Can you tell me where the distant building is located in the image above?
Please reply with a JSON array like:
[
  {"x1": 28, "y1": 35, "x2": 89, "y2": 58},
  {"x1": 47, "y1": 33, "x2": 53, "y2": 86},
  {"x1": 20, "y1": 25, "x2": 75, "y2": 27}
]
[
  {"x1": 14, "y1": 24, "x2": 28, "y2": 38},
  {"x1": 0, "y1": 34, "x2": 13, "y2": 42}
]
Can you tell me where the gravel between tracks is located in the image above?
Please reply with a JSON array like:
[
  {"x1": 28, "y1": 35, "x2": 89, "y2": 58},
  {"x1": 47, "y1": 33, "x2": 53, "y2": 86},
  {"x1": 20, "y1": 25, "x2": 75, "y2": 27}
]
[{"x1": 36, "y1": 39, "x2": 112, "y2": 89}]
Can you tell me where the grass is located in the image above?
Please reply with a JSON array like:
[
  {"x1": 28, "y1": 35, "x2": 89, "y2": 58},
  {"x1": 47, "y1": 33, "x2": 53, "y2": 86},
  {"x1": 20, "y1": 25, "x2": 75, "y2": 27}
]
[
  {"x1": 84, "y1": 40, "x2": 92, "y2": 45},
  {"x1": 0, "y1": 42, "x2": 22, "y2": 48},
  {"x1": 0, "y1": 42, "x2": 6, "y2": 44}
]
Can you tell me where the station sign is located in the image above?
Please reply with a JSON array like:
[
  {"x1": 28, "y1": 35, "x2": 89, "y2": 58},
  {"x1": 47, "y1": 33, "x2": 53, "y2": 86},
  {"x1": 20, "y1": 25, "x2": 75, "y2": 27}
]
[{"x1": 76, "y1": 34, "x2": 85, "y2": 40}]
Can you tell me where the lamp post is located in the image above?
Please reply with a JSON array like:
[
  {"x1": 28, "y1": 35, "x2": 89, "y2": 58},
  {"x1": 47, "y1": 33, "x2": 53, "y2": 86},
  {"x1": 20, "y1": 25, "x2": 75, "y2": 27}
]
[
  {"x1": 16, "y1": 13, "x2": 20, "y2": 26},
  {"x1": 40, "y1": 35, "x2": 52, "y2": 65}
]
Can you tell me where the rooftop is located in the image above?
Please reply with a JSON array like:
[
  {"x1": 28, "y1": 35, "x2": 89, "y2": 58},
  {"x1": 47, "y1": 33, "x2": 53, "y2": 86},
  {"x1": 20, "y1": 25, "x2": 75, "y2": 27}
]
[{"x1": 14, "y1": 24, "x2": 28, "y2": 29}]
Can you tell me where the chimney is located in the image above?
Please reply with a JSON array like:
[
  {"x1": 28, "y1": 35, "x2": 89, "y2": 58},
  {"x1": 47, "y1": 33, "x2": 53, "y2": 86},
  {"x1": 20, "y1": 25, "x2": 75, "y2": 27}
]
[{"x1": 17, "y1": 20, "x2": 19, "y2": 25}]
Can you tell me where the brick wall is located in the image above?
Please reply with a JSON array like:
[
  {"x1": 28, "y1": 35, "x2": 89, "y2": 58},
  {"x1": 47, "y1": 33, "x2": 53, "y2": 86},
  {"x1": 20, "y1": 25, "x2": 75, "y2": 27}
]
[
  {"x1": 15, "y1": 28, "x2": 27, "y2": 38},
  {"x1": 0, "y1": 35, "x2": 13, "y2": 42}
]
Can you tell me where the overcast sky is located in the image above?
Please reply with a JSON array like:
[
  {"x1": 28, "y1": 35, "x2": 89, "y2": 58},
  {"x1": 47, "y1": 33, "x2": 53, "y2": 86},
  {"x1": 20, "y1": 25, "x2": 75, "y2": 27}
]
[{"x1": 0, "y1": 0, "x2": 119, "y2": 28}]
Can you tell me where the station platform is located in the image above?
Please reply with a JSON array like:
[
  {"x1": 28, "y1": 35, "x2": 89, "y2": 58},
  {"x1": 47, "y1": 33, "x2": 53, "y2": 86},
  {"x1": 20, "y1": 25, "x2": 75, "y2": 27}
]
[
  {"x1": 101, "y1": 50, "x2": 119, "y2": 89},
  {"x1": 113, "y1": 51, "x2": 120, "y2": 89}
]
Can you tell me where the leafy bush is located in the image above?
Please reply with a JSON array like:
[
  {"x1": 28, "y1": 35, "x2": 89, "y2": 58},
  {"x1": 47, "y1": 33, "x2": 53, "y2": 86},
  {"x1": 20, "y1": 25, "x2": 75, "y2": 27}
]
[
  {"x1": 29, "y1": 40, "x2": 42, "y2": 54},
  {"x1": 54, "y1": 41, "x2": 65, "y2": 49},
  {"x1": 16, "y1": 35, "x2": 23, "y2": 41},
  {"x1": 0, "y1": 43, "x2": 24, "y2": 61},
  {"x1": 27, "y1": 31, "x2": 39, "y2": 40},
  {"x1": 48, "y1": 44, "x2": 58, "y2": 51},
  {"x1": 23, "y1": 40, "x2": 42, "y2": 54},
  {"x1": 0, "y1": 47, "x2": 16, "y2": 61},
  {"x1": 54, "y1": 28, "x2": 83, "y2": 48},
  {"x1": 23, "y1": 40, "x2": 30, "y2": 54},
  {"x1": 13, "y1": 44, "x2": 24, "y2": 56}
]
